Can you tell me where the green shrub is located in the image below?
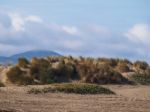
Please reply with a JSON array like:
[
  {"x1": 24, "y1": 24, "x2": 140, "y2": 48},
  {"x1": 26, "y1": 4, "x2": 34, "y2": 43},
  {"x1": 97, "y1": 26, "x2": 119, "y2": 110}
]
[
  {"x1": 30, "y1": 59, "x2": 55, "y2": 84},
  {"x1": 28, "y1": 83, "x2": 115, "y2": 94},
  {"x1": 54, "y1": 83, "x2": 115, "y2": 94},
  {"x1": 130, "y1": 74, "x2": 150, "y2": 85},
  {"x1": 38, "y1": 67, "x2": 55, "y2": 84}
]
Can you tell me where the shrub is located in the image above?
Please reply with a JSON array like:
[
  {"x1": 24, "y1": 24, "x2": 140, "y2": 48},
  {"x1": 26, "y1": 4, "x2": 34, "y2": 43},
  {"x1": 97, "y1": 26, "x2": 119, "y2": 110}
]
[
  {"x1": 53, "y1": 61, "x2": 69, "y2": 82},
  {"x1": 38, "y1": 67, "x2": 55, "y2": 84},
  {"x1": 28, "y1": 83, "x2": 115, "y2": 94},
  {"x1": 30, "y1": 65, "x2": 55, "y2": 84},
  {"x1": 30, "y1": 58, "x2": 79, "y2": 84},
  {"x1": 78, "y1": 63, "x2": 129, "y2": 84},
  {"x1": 0, "y1": 82, "x2": 4, "y2": 87},
  {"x1": 130, "y1": 74, "x2": 150, "y2": 85},
  {"x1": 64, "y1": 63, "x2": 79, "y2": 80},
  {"x1": 53, "y1": 62, "x2": 79, "y2": 82},
  {"x1": 30, "y1": 58, "x2": 55, "y2": 84},
  {"x1": 134, "y1": 61, "x2": 149, "y2": 70},
  {"x1": 18, "y1": 58, "x2": 29, "y2": 68},
  {"x1": 7, "y1": 66, "x2": 34, "y2": 85},
  {"x1": 7, "y1": 66, "x2": 23, "y2": 83}
]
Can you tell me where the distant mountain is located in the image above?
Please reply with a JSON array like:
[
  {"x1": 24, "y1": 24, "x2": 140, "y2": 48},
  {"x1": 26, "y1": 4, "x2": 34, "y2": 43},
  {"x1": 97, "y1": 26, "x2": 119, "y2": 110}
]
[
  {"x1": 0, "y1": 50, "x2": 61, "y2": 64},
  {"x1": 0, "y1": 56, "x2": 9, "y2": 64}
]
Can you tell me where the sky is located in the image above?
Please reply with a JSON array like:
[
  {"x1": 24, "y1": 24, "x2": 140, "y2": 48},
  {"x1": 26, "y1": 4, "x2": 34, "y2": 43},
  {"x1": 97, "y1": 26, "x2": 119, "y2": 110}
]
[{"x1": 0, "y1": 0, "x2": 150, "y2": 61}]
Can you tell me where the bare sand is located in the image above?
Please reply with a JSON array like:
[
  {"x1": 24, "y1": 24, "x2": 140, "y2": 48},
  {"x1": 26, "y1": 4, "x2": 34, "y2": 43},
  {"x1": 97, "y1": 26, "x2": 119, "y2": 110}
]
[{"x1": 0, "y1": 85, "x2": 150, "y2": 112}]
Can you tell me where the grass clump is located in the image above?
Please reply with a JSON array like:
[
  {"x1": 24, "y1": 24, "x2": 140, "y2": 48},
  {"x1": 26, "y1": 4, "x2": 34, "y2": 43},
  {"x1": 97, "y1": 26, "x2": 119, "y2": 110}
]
[
  {"x1": 28, "y1": 83, "x2": 115, "y2": 95},
  {"x1": 130, "y1": 74, "x2": 150, "y2": 85}
]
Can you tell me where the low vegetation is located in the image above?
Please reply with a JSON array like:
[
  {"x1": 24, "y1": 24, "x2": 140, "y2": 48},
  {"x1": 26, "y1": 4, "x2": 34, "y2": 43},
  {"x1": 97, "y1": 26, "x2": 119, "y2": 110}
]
[
  {"x1": 5, "y1": 56, "x2": 150, "y2": 85},
  {"x1": 0, "y1": 82, "x2": 5, "y2": 87},
  {"x1": 28, "y1": 83, "x2": 115, "y2": 94},
  {"x1": 130, "y1": 74, "x2": 150, "y2": 85}
]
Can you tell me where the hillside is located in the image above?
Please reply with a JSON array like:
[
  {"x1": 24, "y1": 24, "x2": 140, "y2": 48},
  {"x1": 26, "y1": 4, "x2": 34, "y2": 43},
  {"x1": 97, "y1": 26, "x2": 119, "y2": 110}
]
[{"x1": 0, "y1": 50, "x2": 60, "y2": 64}]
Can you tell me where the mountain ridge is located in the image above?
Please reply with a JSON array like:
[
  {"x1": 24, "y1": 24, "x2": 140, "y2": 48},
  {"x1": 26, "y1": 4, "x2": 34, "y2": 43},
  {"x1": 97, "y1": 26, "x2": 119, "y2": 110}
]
[{"x1": 0, "y1": 50, "x2": 61, "y2": 64}]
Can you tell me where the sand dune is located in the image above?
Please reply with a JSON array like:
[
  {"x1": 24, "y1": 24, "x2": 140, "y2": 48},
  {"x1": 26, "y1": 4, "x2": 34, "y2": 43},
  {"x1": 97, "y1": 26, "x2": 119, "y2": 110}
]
[
  {"x1": 0, "y1": 66, "x2": 11, "y2": 85},
  {"x1": 0, "y1": 85, "x2": 150, "y2": 112}
]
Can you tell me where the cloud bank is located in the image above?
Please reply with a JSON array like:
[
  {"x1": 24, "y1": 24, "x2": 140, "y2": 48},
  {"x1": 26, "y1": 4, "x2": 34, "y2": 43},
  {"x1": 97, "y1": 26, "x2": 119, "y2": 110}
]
[{"x1": 0, "y1": 11, "x2": 150, "y2": 62}]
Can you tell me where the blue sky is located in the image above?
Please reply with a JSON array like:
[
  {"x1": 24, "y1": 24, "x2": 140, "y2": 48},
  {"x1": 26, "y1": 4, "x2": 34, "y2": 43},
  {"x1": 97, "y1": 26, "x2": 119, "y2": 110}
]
[{"x1": 0, "y1": 0, "x2": 150, "y2": 61}]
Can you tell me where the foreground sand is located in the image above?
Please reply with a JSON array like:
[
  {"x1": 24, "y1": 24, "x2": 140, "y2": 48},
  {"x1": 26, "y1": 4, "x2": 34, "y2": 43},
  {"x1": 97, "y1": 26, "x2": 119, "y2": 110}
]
[{"x1": 0, "y1": 85, "x2": 150, "y2": 112}]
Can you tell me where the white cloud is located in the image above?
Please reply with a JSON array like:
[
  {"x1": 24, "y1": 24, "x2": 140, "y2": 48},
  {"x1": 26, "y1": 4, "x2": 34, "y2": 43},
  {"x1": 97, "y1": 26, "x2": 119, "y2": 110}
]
[
  {"x1": 62, "y1": 26, "x2": 78, "y2": 35},
  {"x1": 25, "y1": 15, "x2": 43, "y2": 23},
  {"x1": 8, "y1": 12, "x2": 43, "y2": 32},
  {"x1": 9, "y1": 13, "x2": 25, "y2": 32},
  {"x1": 125, "y1": 24, "x2": 150, "y2": 44}
]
